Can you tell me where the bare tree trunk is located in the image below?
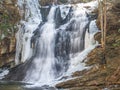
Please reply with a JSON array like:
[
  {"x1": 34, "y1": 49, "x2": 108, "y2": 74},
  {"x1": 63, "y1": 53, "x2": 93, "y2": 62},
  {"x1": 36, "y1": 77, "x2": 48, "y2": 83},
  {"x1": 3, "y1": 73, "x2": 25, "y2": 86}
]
[
  {"x1": 103, "y1": 0, "x2": 107, "y2": 50},
  {"x1": 103, "y1": 0, "x2": 107, "y2": 66},
  {"x1": 98, "y1": 0, "x2": 107, "y2": 66},
  {"x1": 99, "y1": 0, "x2": 104, "y2": 48}
]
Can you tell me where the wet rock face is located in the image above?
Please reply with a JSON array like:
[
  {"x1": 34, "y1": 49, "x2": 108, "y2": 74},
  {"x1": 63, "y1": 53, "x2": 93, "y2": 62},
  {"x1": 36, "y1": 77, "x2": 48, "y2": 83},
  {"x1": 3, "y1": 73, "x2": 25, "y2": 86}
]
[
  {"x1": 39, "y1": 0, "x2": 93, "y2": 6},
  {"x1": 40, "y1": 6, "x2": 51, "y2": 22},
  {"x1": 39, "y1": 0, "x2": 56, "y2": 6}
]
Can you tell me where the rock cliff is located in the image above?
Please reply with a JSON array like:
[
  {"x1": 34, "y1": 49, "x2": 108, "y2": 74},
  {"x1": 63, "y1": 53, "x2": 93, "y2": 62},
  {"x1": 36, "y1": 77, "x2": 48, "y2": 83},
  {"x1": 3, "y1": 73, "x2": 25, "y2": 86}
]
[{"x1": 0, "y1": 0, "x2": 20, "y2": 68}]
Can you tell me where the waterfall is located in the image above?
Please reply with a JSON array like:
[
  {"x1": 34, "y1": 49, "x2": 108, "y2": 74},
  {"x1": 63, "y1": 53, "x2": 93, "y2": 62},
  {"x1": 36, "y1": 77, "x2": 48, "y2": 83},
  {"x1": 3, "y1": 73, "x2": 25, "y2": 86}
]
[
  {"x1": 7, "y1": 0, "x2": 99, "y2": 86},
  {"x1": 24, "y1": 6, "x2": 57, "y2": 84}
]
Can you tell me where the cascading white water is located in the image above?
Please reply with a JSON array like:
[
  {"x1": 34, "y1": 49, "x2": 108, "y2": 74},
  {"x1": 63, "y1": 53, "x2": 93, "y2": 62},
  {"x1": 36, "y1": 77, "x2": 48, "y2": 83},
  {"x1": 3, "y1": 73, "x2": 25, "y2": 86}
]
[
  {"x1": 11, "y1": 0, "x2": 99, "y2": 86},
  {"x1": 24, "y1": 6, "x2": 57, "y2": 84}
]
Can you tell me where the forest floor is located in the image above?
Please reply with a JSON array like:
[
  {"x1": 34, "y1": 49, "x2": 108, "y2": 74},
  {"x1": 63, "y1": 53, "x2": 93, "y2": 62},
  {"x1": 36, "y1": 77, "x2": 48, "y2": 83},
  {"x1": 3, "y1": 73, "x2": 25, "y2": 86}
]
[{"x1": 56, "y1": 1, "x2": 120, "y2": 90}]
